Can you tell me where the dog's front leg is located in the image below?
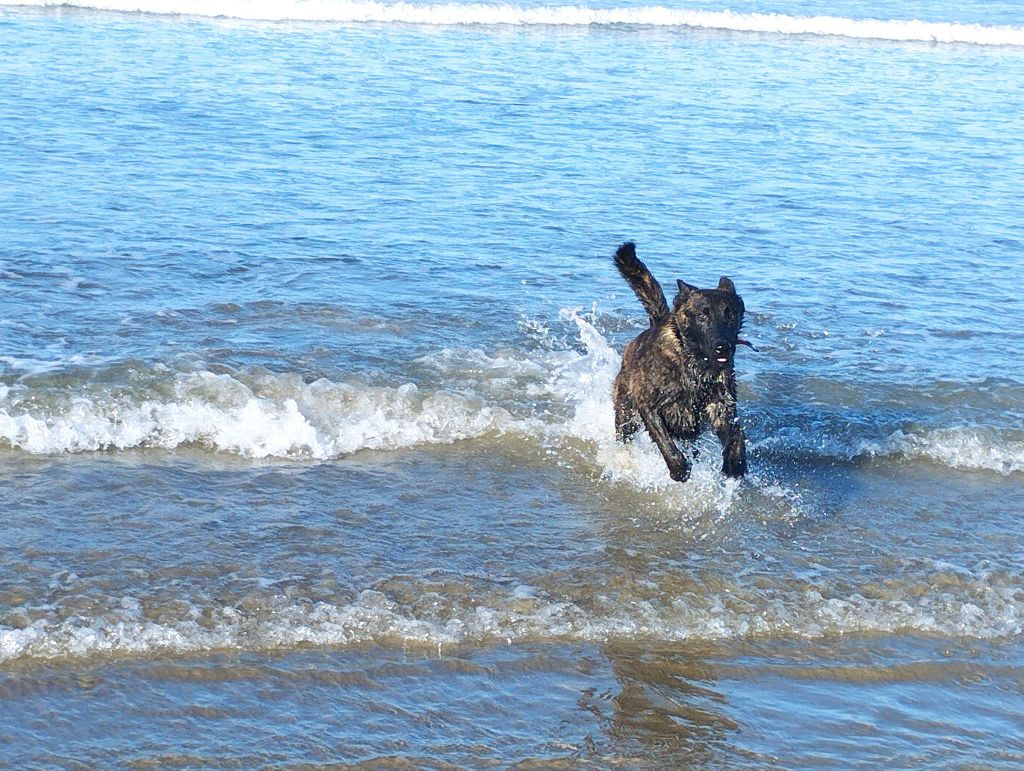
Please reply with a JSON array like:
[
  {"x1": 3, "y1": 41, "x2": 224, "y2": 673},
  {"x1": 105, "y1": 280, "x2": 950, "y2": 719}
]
[
  {"x1": 614, "y1": 392, "x2": 641, "y2": 443},
  {"x1": 707, "y1": 401, "x2": 747, "y2": 478},
  {"x1": 722, "y1": 424, "x2": 747, "y2": 478},
  {"x1": 640, "y1": 407, "x2": 692, "y2": 482}
]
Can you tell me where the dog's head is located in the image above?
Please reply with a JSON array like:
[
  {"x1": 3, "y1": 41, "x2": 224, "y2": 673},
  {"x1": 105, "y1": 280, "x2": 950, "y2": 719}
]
[{"x1": 671, "y1": 276, "x2": 746, "y2": 371}]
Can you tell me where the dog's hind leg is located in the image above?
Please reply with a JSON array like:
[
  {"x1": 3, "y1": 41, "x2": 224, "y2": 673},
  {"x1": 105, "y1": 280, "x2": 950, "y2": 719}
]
[
  {"x1": 707, "y1": 401, "x2": 747, "y2": 478},
  {"x1": 639, "y1": 407, "x2": 692, "y2": 483}
]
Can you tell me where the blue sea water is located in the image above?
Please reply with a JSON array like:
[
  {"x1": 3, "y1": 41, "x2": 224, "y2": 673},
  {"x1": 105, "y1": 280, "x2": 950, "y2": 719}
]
[{"x1": 1, "y1": 0, "x2": 1023, "y2": 765}]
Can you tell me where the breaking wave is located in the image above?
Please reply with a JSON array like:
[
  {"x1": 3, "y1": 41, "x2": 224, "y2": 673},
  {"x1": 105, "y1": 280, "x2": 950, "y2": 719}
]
[
  {"x1": 1, "y1": 312, "x2": 1021, "y2": 483},
  {"x1": 3, "y1": 570, "x2": 1021, "y2": 663},
  {"x1": 7, "y1": 0, "x2": 1024, "y2": 47},
  {"x1": 859, "y1": 427, "x2": 1024, "y2": 477},
  {"x1": 0, "y1": 374, "x2": 522, "y2": 458},
  {"x1": 755, "y1": 424, "x2": 1024, "y2": 477}
]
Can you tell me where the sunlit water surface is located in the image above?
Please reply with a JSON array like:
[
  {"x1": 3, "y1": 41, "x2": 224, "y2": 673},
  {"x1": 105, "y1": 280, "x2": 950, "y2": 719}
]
[{"x1": 1, "y1": 1, "x2": 1023, "y2": 765}]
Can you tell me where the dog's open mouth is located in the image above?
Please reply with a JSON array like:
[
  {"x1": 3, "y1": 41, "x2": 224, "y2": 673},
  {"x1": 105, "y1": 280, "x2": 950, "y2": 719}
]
[{"x1": 712, "y1": 338, "x2": 757, "y2": 365}]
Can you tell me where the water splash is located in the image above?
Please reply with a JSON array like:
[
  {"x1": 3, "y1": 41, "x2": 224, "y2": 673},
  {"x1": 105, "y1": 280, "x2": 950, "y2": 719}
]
[{"x1": 0, "y1": 311, "x2": 1019, "y2": 481}]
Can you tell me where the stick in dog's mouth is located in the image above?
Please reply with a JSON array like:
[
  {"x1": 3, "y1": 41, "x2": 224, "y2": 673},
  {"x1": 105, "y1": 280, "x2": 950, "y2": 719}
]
[{"x1": 736, "y1": 338, "x2": 759, "y2": 352}]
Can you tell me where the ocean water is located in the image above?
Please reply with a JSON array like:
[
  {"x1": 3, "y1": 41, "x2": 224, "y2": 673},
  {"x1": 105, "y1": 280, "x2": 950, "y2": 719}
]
[{"x1": 1, "y1": 0, "x2": 1023, "y2": 765}]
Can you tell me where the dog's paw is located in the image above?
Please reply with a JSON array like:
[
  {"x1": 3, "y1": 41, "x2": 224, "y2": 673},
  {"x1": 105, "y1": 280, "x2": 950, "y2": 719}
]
[
  {"x1": 722, "y1": 428, "x2": 747, "y2": 478},
  {"x1": 722, "y1": 459, "x2": 747, "y2": 478},
  {"x1": 669, "y1": 462, "x2": 691, "y2": 483},
  {"x1": 722, "y1": 447, "x2": 747, "y2": 478}
]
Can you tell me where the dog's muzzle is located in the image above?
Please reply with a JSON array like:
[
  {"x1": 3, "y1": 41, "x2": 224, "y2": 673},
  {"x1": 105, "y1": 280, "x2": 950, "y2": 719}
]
[{"x1": 713, "y1": 342, "x2": 732, "y2": 365}]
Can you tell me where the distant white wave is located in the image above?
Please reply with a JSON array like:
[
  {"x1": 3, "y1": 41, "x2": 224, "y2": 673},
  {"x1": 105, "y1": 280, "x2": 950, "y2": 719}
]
[
  {"x1": 7, "y1": 0, "x2": 1024, "y2": 47},
  {"x1": 2, "y1": 572, "x2": 1021, "y2": 663}
]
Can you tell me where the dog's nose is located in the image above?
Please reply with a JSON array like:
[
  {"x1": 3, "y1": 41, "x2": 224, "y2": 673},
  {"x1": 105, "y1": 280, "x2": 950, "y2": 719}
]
[{"x1": 713, "y1": 342, "x2": 732, "y2": 364}]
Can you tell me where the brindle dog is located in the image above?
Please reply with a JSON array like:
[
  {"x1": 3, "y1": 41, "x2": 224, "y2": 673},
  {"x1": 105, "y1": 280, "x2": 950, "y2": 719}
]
[{"x1": 612, "y1": 241, "x2": 751, "y2": 483}]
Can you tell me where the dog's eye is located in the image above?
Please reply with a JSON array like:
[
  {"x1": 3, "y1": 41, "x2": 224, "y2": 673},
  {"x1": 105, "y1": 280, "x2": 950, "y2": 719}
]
[{"x1": 701, "y1": 307, "x2": 712, "y2": 319}]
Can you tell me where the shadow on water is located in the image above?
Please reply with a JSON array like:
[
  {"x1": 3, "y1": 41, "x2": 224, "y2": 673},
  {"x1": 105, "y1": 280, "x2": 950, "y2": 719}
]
[{"x1": 583, "y1": 641, "x2": 748, "y2": 764}]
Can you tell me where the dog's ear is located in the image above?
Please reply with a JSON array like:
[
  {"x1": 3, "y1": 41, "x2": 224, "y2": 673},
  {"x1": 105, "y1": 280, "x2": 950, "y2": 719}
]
[
  {"x1": 672, "y1": 279, "x2": 697, "y2": 312},
  {"x1": 676, "y1": 279, "x2": 697, "y2": 296},
  {"x1": 717, "y1": 276, "x2": 736, "y2": 294}
]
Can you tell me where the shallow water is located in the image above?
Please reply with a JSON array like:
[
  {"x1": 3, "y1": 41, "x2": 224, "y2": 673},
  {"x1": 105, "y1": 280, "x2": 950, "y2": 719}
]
[{"x1": 2, "y1": 0, "x2": 1023, "y2": 765}]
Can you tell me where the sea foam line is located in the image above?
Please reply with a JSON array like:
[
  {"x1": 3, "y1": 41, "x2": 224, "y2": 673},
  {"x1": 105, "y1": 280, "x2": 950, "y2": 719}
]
[
  {"x1": 753, "y1": 423, "x2": 1024, "y2": 477},
  {"x1": 859, "y1": 428, "x2": 1024, "y2": 477},
  {"x1": 1, "y1": 315, "x2": 1022, "y2": 483},
  {"x1": 2, "y1": 577, "x2": 1021, "y2": 664},
  {"x1": 0, "y1": 373, "x2": 527, "y2": 458},
  {"x1": 7, "y1": 0, "x2": 1024, "y2": 47}
]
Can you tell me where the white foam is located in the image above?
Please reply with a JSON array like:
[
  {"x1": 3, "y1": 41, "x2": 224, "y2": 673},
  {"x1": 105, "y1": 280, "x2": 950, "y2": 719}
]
[
  {"x1": 0, "y1": 372, "x2": 524, "y2": 458},
  {"x1": 860, "y1": 427, "x2": 1024, "y2": 476},
  {"x1": 7, "y1": 0, "x2": 1024, "y2": 47},
  {"x1": 2, "y1": 315, "x2": 1018, "y2": 487},
  {"x1": 3, "y1": 573, "x2": 1021, "y2": 663},
  {"x1": 0, "y1": 351, "x2": 119, "y2": 377},
  {"x1": 753, "y1": 423, "x2": 1024, "y2": 476}
]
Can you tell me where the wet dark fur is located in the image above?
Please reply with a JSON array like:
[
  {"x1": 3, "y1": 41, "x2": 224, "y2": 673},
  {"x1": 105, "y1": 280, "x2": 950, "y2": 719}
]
[{"x1": 612, "y1": 241, "x2": 748, "y2": 483}]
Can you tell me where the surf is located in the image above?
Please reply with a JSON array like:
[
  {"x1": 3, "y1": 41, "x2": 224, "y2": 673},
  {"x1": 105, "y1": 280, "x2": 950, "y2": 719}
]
[
  {"x1": 6, "y1": 0, "x2": 1024, "y2": 47},
  {"x1": 3, "y1": 567, "x2": 1021, "y2": 664},
  {"x1": 1, "y1": 312, "x2": 1020, "y2": 485}
]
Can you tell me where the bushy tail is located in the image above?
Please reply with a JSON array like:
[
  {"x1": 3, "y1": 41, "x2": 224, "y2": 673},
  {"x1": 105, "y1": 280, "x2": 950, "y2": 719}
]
[{"x1": 614, "y1": 242, "x2": 670, "y2": 326}]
